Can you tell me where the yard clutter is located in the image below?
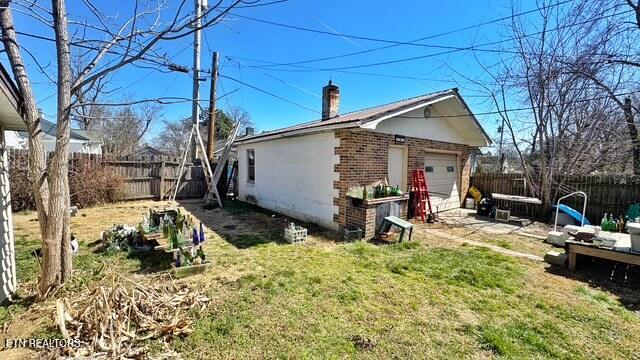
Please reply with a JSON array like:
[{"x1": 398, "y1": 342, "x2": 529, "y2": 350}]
[
  {"x1": 345, "y1": 177, "x2": 410, "y2": 240},
  {"x1": 54, "y1": 272, "x2": 210, "y2": 359},
  {"x1": 102, "y1": 224, "x2": 142, "y2": 252},
  {"x1": 101, "y1": 208, "x2": 211, "y2": 276},
  {"x1": 347, "y1": 178, "x2": 403, "y2": 200},
  {"x1": 284, "y1": 222, "x2": 307, "y2": 244}
]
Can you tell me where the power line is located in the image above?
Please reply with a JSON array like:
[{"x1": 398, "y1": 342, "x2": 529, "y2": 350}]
[
  {"x1": 225, "y1": 56, "x2": 320, "y2": 99},
  {"x1": 227, "y1": 54, "x2": 511, "y2": 86},
  {"x1": 229, "y1": 4, "x2": 572, "y2": 51},
  {"x1": 219, "y1": 74, "x2": 319, "y2": 114},
  {"x1": 394, "y1": 90, "x2": 640, "y2": 119},
  {"x1": 233, "y1": 0, "x2": 288, "y2": 9},
  {"x1": 289, "y1": 1, "x2": 431, "y2": 90},
  {"x1": 237, "y1": 10, "x2": 633, "y2": 72},
  {"x1": 239, "y1": 0, "x2": 576, "y2": 68},
  {"x1": 230, "y1": 12, "x2": 522, "y2": 55},
  {"x1": 229, "y1": 0, "x2": 588, "y2": 67}
]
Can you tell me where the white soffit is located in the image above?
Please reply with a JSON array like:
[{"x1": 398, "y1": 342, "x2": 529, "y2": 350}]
[{"x1": 359, "y1": 94, "x2": 456, "y2": 130}]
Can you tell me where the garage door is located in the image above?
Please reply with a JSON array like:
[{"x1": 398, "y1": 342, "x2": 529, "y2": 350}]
[{"x1": 424, "y1": 153, "x2": 460, "y2": 212}]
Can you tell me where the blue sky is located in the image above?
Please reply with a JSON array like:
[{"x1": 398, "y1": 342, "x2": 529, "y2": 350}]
[{"x1": 4, "y1": 0, "x2": 546, "y2": 143}]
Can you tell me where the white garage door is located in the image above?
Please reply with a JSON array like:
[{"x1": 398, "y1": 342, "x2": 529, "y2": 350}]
[{"x1": 424, "y1": 153, "x2": 460, "y2": 212}]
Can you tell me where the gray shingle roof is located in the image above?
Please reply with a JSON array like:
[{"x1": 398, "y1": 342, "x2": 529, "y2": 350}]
[
  {"x1": 236, "y1": 88, "x2": 457, "y2": 143},
  {"x1": 19, "y1": 119, "x2": 91, "y2": 141}
]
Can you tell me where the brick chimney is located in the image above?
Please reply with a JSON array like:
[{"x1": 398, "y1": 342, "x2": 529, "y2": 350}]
[{"x1": 321, "y1": 80, "x2": 339, "y2": 120}]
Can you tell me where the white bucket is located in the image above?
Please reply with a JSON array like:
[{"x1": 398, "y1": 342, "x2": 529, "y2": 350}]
[
  {"x1": 465, "y1": 198, "x2": 475, "y2": 209},
  {"x1": 631, "y1": 234, "x2": 640, "y2": 252}
]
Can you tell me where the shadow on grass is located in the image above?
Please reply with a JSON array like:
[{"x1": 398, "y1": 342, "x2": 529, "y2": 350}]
[
  {"x1": 545, "y1": 257, "x2": 640, "y2": 312},
  {"x1": 223, "y1": 230, "x2": 287, "y2": 249},
  {"x1": 178, "y1": 199, "x2": 340, "y2": 249},
  {"x1": 0, "y1": 292, "x2": 37, "y2": 310},
  {"x1": 126, "y1": 250, "x2": 174, "y2": 273},
  {"x1": 91, "y1": 243, "x2": 173, "y2": 274}
]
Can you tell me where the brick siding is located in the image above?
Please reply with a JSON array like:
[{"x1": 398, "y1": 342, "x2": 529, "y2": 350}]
[{"x1": 333, "y1": 128, "x2": 473, "y2": 228}]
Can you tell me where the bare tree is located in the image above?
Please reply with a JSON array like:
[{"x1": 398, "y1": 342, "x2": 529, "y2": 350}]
[
  {"x1": 155, "y1": 116, "x2": 193, "y2": 158},
  {"x1": 561, "y1": 0, "x2": 640, "y2": 174},
  {"x1": 0, "y1": 0, "x2": 242, "y2": 297},
  {"x1": 155, "y1": 106, "x2": 253, "y2": 157},
  {"x1": 471, "y1": 0, "x2": 634, "y2": 212},
  {"x1": 94, "y1": 102, "x2": 160, "y2": 155}
]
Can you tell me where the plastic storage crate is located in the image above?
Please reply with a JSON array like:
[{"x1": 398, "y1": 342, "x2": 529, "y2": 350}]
[{"x1": 284, "y1": 223, "x2": 307, "y2": 244}]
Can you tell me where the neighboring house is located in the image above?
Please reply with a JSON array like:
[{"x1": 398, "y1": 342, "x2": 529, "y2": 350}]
[
  {"x1": 69, "y1": 128, "x2": 103, "y2": 154},
  {"x1": 5, "y1": 120, "x2": 103, "y2": 155},
  {"x1": 476, "y1": 155, "x2": 523, "y2": 173},
  {"x1": 0, "y1": 63, "x2": 26, "y2": 303},
  {"x1": 131, "y1": 145, "x2": 168, "y2": 157},
  {"x1": 235, "y1": 82, "x2": 491, "y2": 232}
]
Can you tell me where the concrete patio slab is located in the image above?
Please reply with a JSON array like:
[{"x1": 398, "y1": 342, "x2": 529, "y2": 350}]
[{"x1": 435, "y1": 208, "x2": 550, "y2": 236}]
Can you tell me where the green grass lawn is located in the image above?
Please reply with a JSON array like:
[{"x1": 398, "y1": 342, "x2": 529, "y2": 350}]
[{"x1": 3, "y1": 200, "x2": 640, "y2": 359}]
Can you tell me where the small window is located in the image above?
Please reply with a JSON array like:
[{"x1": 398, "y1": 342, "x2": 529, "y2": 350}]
[
  {"x1": 425, "y1": 166, "x2": 434, "y2": 172},
  {"x1": 447, "y1": 166, "x2": 455, "y2": 172},
  {"x1": 247, "y1": 149, "x2": 255, "y2": 183}
]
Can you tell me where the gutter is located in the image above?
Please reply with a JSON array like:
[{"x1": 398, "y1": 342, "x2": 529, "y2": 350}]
[{"x1": 234, "y1": 120, "x2": 359, "y2": 145}]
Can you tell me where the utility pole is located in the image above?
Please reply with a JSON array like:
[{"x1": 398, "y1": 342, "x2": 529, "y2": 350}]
[
  {"x1": 207, "y1": 51, "x2": 218, "y2": 162},
  {"x1": 191, "y1": 0, "x2": 202, "y2": 162},
  {"x1": 498, "y1": 118, "x2": 505, "y2": 173}
]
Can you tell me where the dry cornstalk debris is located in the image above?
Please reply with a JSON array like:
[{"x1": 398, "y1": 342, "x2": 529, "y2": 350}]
[{"x1": 52, "y1": 273, "x2": 210, "y2": 359}]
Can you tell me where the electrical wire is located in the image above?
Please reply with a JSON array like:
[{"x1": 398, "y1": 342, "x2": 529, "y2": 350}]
[
  {"x1": 228, "y1": 3, "x2": 581, "y2": 52},
  {"x1": 236, "y1": 0, "x2": 576, "y2": 67},
  {"x1": 236, "y1": 10, "x2": 634, "y2": 72},
  {"x1": 219, "y1": 74, "x2": 320, "y2": 114},
  {"x1": 225, "y1": 56, "x2": 320, "y2": 99},
  {"x1": 391, "y1": 90, "x2": 640, "y2": 119}
]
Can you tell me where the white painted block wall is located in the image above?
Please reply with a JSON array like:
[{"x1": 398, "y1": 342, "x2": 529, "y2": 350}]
[{"x1": 237, "y1": 131, "x2": 339, "y2": 229}]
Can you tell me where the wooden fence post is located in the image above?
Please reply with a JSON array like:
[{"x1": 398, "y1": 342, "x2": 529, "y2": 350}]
[{"x1": 159, "y1": 160, "x2": 165, "y2": 200}]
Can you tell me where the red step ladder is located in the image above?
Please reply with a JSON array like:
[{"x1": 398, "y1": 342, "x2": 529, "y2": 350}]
[{"x1": 412, "y1": 169, "x2": 434, "y2": 223}]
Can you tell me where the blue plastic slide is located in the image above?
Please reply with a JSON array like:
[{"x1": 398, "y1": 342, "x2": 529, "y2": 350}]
[{"x1": 552, "y1": 204, "x2": 591, "y2": 226}]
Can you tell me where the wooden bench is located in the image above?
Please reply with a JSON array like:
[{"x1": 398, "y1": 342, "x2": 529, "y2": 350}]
[
  {"x1": 379, "y1": 216, "x2": 413, "y2": 242},
  {"x1": 566, "y1": 238, "x2": 640, "y2": 270}
]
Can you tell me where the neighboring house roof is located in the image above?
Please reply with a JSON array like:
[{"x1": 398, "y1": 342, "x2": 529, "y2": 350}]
[
  {"x1": 17, "y1": 118, "x2": 91, "y2": 141},
  {"x1": 132, "y1": 145, "x2": 168, "y2": 157},
  {"x1": 0, "y1": 63, "x2": 26, "y2": 131},
  {"x1": 235, "y1": 88, "x2": 492, "y2": 146},
  {"x1": 72, "y1": 128, "x2": 102, "y2": 143},
  {"x1": 476, "y1": 155, "x2": 523, "y2": 173}
]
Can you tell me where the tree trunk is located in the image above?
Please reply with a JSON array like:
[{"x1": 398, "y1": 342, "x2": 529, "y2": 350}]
[
  {"x1": 48, "y1": 0, "x2": 73, "y2": 290},
  {"x1": 624, "y1": 97, "x2": 640, "y2": 175},
  {"x1": 0, "y1": 2, "x2": 49, "y2": 239}
]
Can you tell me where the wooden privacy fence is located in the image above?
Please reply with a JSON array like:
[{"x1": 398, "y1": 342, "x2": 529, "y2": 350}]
[
  {"x1": 105, "y1": 159, "x2": 207, "y2": 200},
  {"x1": 8, "y1": 149, "x2": 208, "y2": 201},
  {"x1": 471, "y1": 173, "x2": 640, "y2": 222}
]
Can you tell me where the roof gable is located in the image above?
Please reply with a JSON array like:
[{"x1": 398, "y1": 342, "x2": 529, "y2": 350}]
[{"x1": 365, "y1": 95, "x2": 491, "y2": 147}]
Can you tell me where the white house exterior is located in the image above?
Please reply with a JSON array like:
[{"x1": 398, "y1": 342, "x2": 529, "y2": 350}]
[
  {"x1": 237, "y1": 131, "x2": 340, "y2": 228},
  {"x1": 235, "y1": 84, "x2": 491, "y2": 233},
  {"x1": 5, "y1": 120, "x2": 103, "y2": 155},
  {"x1": 0, "y1": 64, "x2": 26, "y2": 303}
]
